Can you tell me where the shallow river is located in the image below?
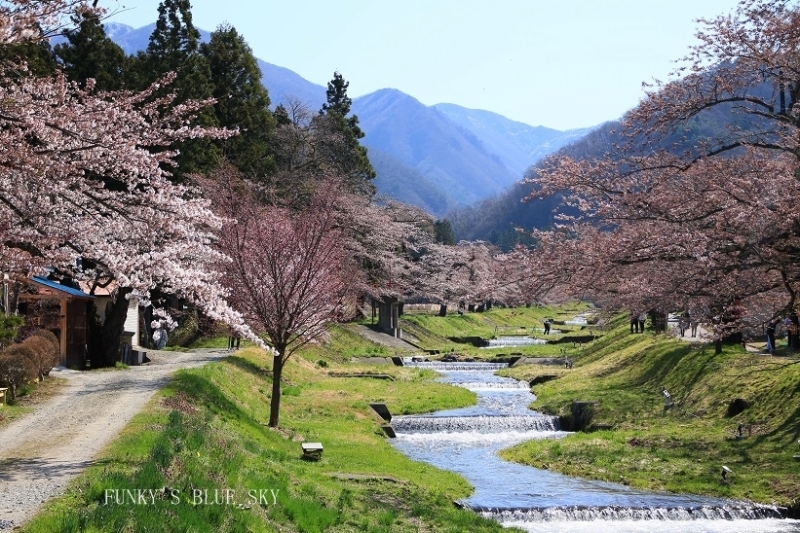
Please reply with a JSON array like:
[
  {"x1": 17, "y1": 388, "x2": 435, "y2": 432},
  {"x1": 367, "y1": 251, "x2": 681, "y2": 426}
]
[{"x1": 391, "y1": 361, "x2": 800, "y2": 533}]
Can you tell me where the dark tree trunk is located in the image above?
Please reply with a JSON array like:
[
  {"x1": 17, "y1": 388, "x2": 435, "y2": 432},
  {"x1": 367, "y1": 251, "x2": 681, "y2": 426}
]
[
  {"x1": 438, "y1": 304, "x2": 447, "y2": 317},
  {"x1": 269, "y1": 354, "x2": 284, "y2": 427},
  {"x1": 96, "y1": 287, "x2": 133, "y2": 367},
  {"x1": 715, "y1": 338, "x2": 723, "y2": 355}
]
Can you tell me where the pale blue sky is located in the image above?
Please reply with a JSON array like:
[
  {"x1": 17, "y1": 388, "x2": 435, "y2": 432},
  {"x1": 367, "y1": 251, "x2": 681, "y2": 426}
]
[{"x1": 106, "y1": 0, "x2": 741, "y2": 130}]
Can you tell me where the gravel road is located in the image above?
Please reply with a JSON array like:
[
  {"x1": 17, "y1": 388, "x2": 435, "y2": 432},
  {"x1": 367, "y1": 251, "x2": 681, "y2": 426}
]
[{"x1": 0, "y1": 348, "x2": 231, "y2": 530}]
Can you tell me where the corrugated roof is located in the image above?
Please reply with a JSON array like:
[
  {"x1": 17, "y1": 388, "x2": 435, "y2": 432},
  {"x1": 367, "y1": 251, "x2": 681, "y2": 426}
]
[{"x1": 31, "y1": 276, "x2": 96, "y2": 299}]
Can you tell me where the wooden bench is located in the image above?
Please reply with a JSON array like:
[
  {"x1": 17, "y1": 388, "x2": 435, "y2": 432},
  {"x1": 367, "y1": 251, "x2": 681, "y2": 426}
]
[{"x1": 301, "y1": 442, "x2": 323, "y2": 460}]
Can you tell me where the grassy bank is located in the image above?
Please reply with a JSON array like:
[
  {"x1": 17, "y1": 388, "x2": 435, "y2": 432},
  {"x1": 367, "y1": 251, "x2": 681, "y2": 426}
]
[
  {"x1": 22, "y1": 342, "x2": 508, "y2": 532},
  {"x1": 399, "y1": 301, "x2": 595, "y2": 358},
  {"x1": 498, "y1": 314, "x2": 800, "y2": 512}
]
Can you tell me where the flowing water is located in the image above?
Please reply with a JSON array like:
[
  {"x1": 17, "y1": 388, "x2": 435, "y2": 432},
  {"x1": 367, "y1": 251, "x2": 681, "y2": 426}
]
[
  {"x1": 391, "y1": 360, "x2": 800, "y2": 533},
  {"x1": 483, "y1": 336, "x2": 548, "y2": 348}
]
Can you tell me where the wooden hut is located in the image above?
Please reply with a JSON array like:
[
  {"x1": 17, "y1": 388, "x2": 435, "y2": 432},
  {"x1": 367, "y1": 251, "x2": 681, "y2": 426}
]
[{"x1": 16, "y1": 276, "x2": 95, "y2": 368}]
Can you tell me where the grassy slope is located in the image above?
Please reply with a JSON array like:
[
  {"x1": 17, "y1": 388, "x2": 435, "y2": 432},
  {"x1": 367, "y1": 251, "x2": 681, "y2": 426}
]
[
  {"x1": 22, "y1": 332, "x2": 508, "y2": 532},
  {"x1": 499, "y1": 313, "x2": 800, "y2": 511},
  {"x1": 401, "y1": 302, "x2": 594, "y2": 357}
]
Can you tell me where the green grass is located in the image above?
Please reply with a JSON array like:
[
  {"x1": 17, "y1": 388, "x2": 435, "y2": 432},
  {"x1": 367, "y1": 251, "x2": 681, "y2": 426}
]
[
  {"x1": 400, "y1": 302, "x2": 596, "y2": 358},
  {"x1": 22, "y1": 344, "x2": 505, "y2": 533}
]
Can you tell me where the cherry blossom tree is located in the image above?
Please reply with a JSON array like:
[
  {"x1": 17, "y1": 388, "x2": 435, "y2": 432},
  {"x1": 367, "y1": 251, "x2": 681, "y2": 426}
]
[
  {"x1": 207, "y1": 168, "x2": 354, "y2": 427},
  {"x1": 521, "y1": 0, "x2": 800, "y2": 346},
  {"x1": 0, "y1": 1, "x2": 260, "y2": 364}
]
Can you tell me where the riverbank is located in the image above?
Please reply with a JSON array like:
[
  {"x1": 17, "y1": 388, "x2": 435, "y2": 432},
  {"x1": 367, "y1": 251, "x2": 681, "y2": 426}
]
[{"x1": 498, "y1": 313, "x2": 800, "y2": 515}]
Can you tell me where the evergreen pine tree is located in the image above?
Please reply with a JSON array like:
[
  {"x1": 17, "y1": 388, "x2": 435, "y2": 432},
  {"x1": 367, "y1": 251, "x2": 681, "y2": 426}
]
[
  {"x1": 0, "y1": 23, "x2": 55, "y2": 78},
  {"x1": 54, "y1": 12, "x2": 127, "y2": 91},
  {"x1": 274, "y1": 104, "x2": 292, "y2": 126},
  {"x1": 201, "y1": 23, "x2": 275, "y2": 178},
  {"x1": 130, "y1": 0, "x2": 219, "y2": 177},
  {"x1": 434, "y1": 219, "x2": 456, "y2": 245},
  {"x1": 317, "y1": 71, "x2": 376, "y2": 194}
]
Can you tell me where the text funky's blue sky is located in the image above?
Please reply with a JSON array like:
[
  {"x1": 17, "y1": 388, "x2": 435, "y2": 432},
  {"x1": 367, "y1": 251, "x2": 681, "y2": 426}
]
[{"x1": 107, "y1": 0, "x2": 741, "y2": 131}]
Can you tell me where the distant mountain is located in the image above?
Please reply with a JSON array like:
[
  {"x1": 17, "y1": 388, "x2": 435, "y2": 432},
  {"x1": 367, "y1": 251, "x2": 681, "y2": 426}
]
[
  {"x1": 368, "y1": 148, "x2": 454, "y2": 216},
  {"x1": 103, "y1": 23, "x2": 595, "y2": 217},
  {"x1": 257, "y1": 59, "x2": 325, "y2": 111},
  {"x1": 102, "y1": 22, "x2": 327, "y2": 110},
  {"x1": 449, "y1": 119, "x2": 630, "y2": 247},
  {"x1": 433, "y1": 104, "x2": 594, "y2": 177},
  {"x1": 353, "y1": 89, "x2": 518, "y2": 206},
  {"x1": 102, "y1": 22, "x2": 159, "y2": 54}
]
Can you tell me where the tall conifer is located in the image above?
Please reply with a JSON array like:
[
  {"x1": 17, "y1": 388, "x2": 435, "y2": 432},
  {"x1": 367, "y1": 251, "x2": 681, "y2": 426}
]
[
  {"x1": 317, "y1": 71, "x2": 376, "y2": 194},
  {"x1": 54, "y1": 12, "x2": 127, "y2": 91},
  {"x1": 201, "y1": 24, "x2": 275, "y2": 178},
  {"x1": 132, "y1": 0, "x2": 219, "y2": 177}
]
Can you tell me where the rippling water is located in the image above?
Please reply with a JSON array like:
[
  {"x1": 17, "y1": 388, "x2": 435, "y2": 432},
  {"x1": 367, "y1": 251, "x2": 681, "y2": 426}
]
[{"x1": 391, "y1": 361, "x2": 800, "y2": 533}]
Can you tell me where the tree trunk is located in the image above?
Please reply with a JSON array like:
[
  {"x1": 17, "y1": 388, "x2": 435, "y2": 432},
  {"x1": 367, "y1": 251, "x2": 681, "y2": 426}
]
[
  {"x1": 269, "y1": 354, "x2": 284, "y2": 427},
  {"x1": 715, "y1": 338, "x2": 723, "y2": 355},
  {"x1": 96, "y1": 287, "x2": 133, "y2": 367},
  {"x1": 438, "y1": 304, "x2": 447, "y2": 317}
]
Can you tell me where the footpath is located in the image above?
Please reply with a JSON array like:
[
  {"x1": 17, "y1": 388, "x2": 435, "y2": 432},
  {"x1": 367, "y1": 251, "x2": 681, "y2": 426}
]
[{"x1": 0, "y1": 348, "x2": 230, "y2": 530}]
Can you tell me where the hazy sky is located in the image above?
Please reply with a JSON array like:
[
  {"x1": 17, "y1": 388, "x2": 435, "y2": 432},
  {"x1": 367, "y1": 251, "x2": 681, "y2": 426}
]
[{"x1": 106, "y1": 0, "x2": 741, "y2": 131}]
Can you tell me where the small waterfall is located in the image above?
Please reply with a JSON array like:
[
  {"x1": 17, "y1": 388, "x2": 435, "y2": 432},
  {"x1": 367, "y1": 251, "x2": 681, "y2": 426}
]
[
  {"x1": 452, "y1": 381, "x2": 530, "y2": 390},
  {"x1": 473, "y1": 503, "x2": 786, "y2": 522},
  {"x1": 483, "y1": 336, "x2": 547, "y2": 348},
  {"x1": 565, "y1": 313, "x2": 593, "y2": 325},
  {"x1": 401, "y1": 360, "x2": 508, "y2": 371},
  {"x1": 393, "y1": 414, "x2": 560, "y2": 433}
]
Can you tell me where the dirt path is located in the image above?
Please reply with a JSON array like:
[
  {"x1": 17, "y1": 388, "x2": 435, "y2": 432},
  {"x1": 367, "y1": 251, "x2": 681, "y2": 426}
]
[
  {"x1": 0, "y1": 348, "x2": 231, "y2": 530},
  {"x1": 349, "y1": 324, "x2": 419, "y2": 352}
]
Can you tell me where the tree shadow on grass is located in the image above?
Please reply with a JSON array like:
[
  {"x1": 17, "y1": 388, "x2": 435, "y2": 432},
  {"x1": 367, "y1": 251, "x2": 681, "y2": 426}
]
[
  {"x1": 168, "y1": 371, "x2": 254, "y2": 424},
  {"x1": 224, "y1": 355, "x2": 272, "y2": 380},
  {"x1": 769, "y1": 402, "x2": 800, "y2": 441}
]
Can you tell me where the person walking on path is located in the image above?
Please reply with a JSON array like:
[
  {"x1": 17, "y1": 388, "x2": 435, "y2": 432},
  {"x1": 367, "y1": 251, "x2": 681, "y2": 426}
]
[
  {"x1": 679, "y1": 312, "x2": 690, "y2": 337},
  {"x1": 783, "y1": 316, "x2": 792, "y2": 347},
  {"x1": 765, "y1": 319, "x2": 777, "y2": 355},
  {"x1": 152, "y1": 321, "x2": 168, "y2": 350}
]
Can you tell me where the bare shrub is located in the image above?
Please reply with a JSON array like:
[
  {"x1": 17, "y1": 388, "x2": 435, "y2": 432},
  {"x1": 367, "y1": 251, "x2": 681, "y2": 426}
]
[
  {"x1": 29, "y1": 330, "x2": 60, "y2": 372},
  {"x1": 23, "y1": 335, "x2": 57, "y2": 380},
  {"x1": 0, "y1": 344, "x2": 37, "y2": 401}
]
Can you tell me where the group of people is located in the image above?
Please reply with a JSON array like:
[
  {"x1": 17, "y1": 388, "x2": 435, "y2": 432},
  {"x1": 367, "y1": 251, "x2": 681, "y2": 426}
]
[
  {"x1": 630, "y1": 313, "x2": 646, "y2": 333},
  {"x1": 677, "y1": 311, "x2": 699, "y2": 338}
]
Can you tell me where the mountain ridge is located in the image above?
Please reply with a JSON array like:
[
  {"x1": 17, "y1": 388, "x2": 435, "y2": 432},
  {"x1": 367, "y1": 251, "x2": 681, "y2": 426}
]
[{"x1": 101, "y1": 22, "x2": 596, "y2": 216}]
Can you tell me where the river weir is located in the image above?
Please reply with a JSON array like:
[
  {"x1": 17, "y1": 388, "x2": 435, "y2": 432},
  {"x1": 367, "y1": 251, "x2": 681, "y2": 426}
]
[
  {"x1": 482, "y1": 336, "x2": 548, "y2": 348},
  {"x1": 392, "y1": 360, "x2": 799, "y2": 532}
]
